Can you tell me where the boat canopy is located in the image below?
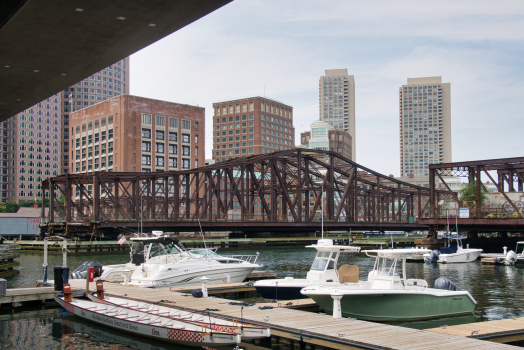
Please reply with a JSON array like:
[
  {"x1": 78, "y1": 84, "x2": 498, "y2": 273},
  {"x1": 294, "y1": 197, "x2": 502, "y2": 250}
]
[
  {"x1": 305, "y1": 239, "x2": 361, "y2": 253},
  {"x1": 363, "y1": 248, "x2": 431, "y2": 259}
]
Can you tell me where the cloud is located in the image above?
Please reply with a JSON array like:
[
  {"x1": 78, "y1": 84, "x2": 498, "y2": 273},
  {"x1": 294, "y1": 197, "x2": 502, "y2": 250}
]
[{"x1": 130, "y1": 0, "x2": 524, "y2": 176}]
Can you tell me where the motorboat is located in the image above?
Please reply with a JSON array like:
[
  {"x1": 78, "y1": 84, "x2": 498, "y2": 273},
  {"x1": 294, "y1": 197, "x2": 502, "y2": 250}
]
[
  {"x1": 128, "y1": 246, "x2": 260, "y2": 288},
  {"x1": 254, "y1": 239, "x2": 361, "y2": 300},
  {"x1": 503, "y1": 242, "x2": 524, "y2": 265},
  {"x1": 55, "y1": 295, "x2": 241, "y2": 346},
  {"x1": 424, "y1": 236, "x2": 483, "y2": 263},
  {"x1": 72, "y1": 231, "x2": 261, "y2": 288},
  {"x1": 87, "y1": 293, "x2": 271, "y2": 339},
  {"x1": 301, "y1": 248, "x2": 477, "y2": 321},
  {"x1": 71, "y1": 231, "x2": 191, "y2": 282},
  {"x1": 126, "y1": 234, "x2": 261, "y2": 288}
]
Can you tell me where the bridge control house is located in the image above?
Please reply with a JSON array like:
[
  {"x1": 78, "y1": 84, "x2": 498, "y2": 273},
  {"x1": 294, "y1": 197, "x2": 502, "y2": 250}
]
[{"x1": 69, "y1": 95, "x2": 205, "y2": 174}]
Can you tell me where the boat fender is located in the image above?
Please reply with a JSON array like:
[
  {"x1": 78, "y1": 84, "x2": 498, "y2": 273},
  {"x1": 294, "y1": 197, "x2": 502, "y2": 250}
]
[
  {"x1": 191, "y1": 289, "x2": 203, "y2": 298},
  {"x1": 434, "y1": 277, "x2": 457, "y2": 291},
  {"x1": 505, "y1": 250, "x2": 517, "y2": 265},
  {"x1": 426, "y1": 250, "x2": 440, "y2": 263}
]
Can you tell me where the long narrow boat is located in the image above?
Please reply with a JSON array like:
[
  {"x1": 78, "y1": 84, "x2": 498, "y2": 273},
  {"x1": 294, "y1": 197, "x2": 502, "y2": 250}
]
[
  {"x1": 87, "y1": 293, "x2": 271, "y2": 339},
  {"x1": 55, "y1": 295, "x2": 241, "y2": 346}
]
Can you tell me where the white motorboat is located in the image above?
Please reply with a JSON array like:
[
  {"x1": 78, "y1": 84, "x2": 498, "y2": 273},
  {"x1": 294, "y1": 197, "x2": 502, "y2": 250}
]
[
  {"x1": 55, "y1": 295, "x2": 241, "y2": 346},
  {"x1": 254, "y1": 239, "x2": 361, "y2": 300},
  {"x1": 301, "y1": 248, "x2": 477, "y2": 321},
  {"x1": 126, "y1": 235, "x2": 261, "y2": 288},
  {"x1": 424, "y1": 236, "x2": 483, "y2": 263},
  {"x1": 87, "y1": 293, "x2": 271, "y2": 339}
]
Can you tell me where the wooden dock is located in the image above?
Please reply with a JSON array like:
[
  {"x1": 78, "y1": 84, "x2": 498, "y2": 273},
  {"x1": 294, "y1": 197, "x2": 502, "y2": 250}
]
[
  {"x1": 58, "y1": 279, "x2": 519, "y2": 349},
  {"x1": 427, "y1": 318, "x2": 524, "y2": 343},
  {"x1": 0, "y1": 286, "x2": 59, "y2": 306}
]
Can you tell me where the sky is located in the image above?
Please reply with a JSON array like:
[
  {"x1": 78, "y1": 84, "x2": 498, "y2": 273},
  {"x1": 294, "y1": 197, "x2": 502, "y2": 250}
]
[{"x1": 130, "y1": 0, "x2": 524, "y2": 177}]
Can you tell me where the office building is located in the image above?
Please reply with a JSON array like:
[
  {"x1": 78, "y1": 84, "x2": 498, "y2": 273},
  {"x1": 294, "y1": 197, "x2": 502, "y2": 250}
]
[
  {"x1": 300, "y1": 120, "x2": 352, "y2": 160},
  {"x1": 69, "y1": 95, "x2": 204, "y2": 173},
  {"x1": 399, "y1": 77, "x2": 451, "y2": 177},
  {"x1": 61, "y1": 57, "x2": 130, "y2": 174},
  {"x1": 212, "y1": 97, "x2": 294, "y2": 162},
  {"x1": 319, "y1": 69, "x2": 356, "y2": 160}
]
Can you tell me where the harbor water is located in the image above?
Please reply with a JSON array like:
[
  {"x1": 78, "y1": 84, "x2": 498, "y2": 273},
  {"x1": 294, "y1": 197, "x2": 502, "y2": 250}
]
[{"x1": 2, "y1": 246, "x2": 524, "y2": 348}]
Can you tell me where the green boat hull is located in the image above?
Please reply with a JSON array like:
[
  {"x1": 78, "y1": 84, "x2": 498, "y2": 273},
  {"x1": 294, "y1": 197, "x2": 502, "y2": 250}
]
[{"x1": 308, "y1": 292, "x2": 476, "y2": 321}]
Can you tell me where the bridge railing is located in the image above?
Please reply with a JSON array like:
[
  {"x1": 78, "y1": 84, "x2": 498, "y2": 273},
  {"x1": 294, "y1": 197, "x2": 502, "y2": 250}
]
[{"x1": 435, "y1": 208, "x2": 523, "y2": 219}]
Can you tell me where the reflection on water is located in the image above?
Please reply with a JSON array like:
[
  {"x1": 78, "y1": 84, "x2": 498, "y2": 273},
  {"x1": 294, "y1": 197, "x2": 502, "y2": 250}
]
[{"x1": 5, "y1": 246, "x2": 524, "y2": 346}]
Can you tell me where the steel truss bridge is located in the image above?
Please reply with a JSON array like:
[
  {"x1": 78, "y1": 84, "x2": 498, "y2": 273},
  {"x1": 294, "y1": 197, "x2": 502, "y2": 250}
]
[
  {"x1": 420, "y1": 156, "x2": 524, "y2": 233},
  {"x1": 40, "y1": 149, "x2": 448, "y2": 238}
]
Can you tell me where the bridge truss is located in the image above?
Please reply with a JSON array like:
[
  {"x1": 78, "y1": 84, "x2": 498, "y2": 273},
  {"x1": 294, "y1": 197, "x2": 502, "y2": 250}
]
[{"x1": 41, "y1": 149, "x2": 447, "y2": 237}]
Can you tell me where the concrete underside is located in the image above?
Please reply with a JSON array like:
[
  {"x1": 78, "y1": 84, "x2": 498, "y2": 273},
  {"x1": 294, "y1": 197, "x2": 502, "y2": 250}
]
[{"x1": 0, "y1": 0, "x2": 233, "y2": 120}]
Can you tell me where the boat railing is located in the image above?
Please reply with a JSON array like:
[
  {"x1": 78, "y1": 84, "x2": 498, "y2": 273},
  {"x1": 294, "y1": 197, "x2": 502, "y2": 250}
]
[{"x1": 222, "y1": 252, "x2": 260, "y2": 264}]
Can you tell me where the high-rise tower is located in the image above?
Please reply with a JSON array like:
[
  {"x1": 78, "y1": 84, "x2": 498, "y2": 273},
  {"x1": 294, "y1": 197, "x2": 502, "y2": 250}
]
[
  {"x1": 319, "y1": 69, "x2": 355, "y2": 160},
  {"x1": 399, "y1": 77, "x2": 451, "y2": 177}
]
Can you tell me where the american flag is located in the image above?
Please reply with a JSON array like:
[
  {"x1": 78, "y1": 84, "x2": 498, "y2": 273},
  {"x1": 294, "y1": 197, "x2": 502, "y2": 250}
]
[{"x1": 118, "y1": 236, "x2": 127, "y2": 245}]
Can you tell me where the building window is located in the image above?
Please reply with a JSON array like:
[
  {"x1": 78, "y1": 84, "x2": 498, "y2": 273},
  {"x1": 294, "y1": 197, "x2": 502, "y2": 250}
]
[
  {"x1": 168, "y1": 118, "x2": 178, "y2": 128},
  {"x1": 248, "y1": 148, "x2": 253, "y2": 153},
  {"x1": 155, "y1": 115, "x2": 165, "y2": 126},
  {"x1": 141, "y1": 155, "x2": 151, "y2": 166},
  {"x1": 168, "y1": 144, "x2": 177, "y2": 155},
  {"x1": 182, "y1": 134, "x2": 190, "y2": 143},
  {"x1": 142, "y1": 141, "x2": 151, "y2": 152},
  {"x1": 169, "y1": 157, "x2": 177, "y2": 168},
  {"x1": 155, "y1": 130, "x2": 164, "y2": 140},
  {"x1": 142, "y1": 114, "x2": 152, "y2": 124},
  {"x1": 195, "y1": 122, "x2": 199, "y2": 130},
  {"x1": 156, "y1": 156, "x2": 164, "y2": 167},
  {"x1": 182, "y1": 145, "x2": 190, "y2": 156},
  {"x1": 156, "y1": 142, "x2": 164, "y2": 153},
  {"x1": 182, "y1": 158, "x2": 190, "y2": 169},
  {"x1": 182, "y1": 120, "x2": 191, "y2": 129},
  {"x1": 168, "y1": 132, "x2": 177, "y2": 142}
]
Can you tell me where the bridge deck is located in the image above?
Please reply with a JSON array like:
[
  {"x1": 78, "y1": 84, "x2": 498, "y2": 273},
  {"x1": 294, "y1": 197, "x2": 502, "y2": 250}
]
[{"x1": 62, "y1": 279, "x2": 518, "y2": 350}]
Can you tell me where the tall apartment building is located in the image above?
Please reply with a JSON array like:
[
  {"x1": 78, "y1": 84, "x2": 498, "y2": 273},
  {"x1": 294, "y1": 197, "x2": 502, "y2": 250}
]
[
  {"x1": 319, "y1": 69, "x2": 356, "y2": 160},
  {"x1": 69, "y1": 95, "x2": 204, "y2": 173},
  {"x1": 300, "y1": 120, "x2": 352, "y2": 160},
  {"x1": 61, "y1": 57, "x2": 130, "y2": 174},
  {"x1": 211, "y1": 97, "x2": 294, "y2": 163},
  {"x1": 399, "y1": 77, "x2": 451, "y2": 177},
  {"x1": 6, "y1": 93, "x2": 62, "y2": 203}
]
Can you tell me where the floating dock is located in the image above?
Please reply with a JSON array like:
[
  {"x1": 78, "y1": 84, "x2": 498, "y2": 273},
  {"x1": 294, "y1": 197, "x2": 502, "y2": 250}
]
[
  {"x1": 0, "y1": 244, "x2": 20, "y2": 277},
  {"x1": 0, "y1": 286, "x2": 59, "y2": 307},
  {"x1": 45, "y1": 279, "x2": 519, "y2": 349}
]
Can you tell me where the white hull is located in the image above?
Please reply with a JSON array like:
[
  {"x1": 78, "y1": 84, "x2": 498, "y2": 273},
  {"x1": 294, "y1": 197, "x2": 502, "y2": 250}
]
[
  {"x1": 55, "y1": 296, "x2": 240, "y2": 346},
  {"x1": 438, "y1": 249, "x2": 483, "y2": 263},
  {"x1": 129, "y1": 264, "x2": 257, "y2": 288}
]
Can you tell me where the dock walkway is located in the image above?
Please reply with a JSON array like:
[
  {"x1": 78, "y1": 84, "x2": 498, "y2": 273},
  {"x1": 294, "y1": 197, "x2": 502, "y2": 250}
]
[{"x1": 65, "y1": 279, "x2": 518, "y2": 350}]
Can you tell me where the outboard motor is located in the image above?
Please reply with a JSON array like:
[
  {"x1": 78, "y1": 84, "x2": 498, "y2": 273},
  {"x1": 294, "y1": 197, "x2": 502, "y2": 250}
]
[
  {"x1": 70, "y1": 261, "x2": 103, "y2": 279},
  {"x1": 426, "y1": 249, "x2": 440, "y2": 263},
  {"x1": 434, "y1": 277, "x2": 457, "y2": 291},
  {"x1": 504, "y1": 250, "x2": 517, "y2": 266}
]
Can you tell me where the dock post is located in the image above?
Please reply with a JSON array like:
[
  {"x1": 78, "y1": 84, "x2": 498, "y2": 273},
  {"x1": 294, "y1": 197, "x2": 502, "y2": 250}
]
[
  {"x1": 63, "y1": 284, "x2": 72, "y2": 302},
  {"x1": 200, "y1": 276, "x2": 209, "y2": 297},
  {"x1": 331, "y1": 293, "x2": 343, "y2": 318},
  {"x1": 96, "y1": 281, "x2": 105, "y2": 299}
]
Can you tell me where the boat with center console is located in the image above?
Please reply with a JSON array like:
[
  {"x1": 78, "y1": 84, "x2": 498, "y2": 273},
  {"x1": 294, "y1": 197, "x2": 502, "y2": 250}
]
[
  {"x1": 254, "y1": 239, "x2": 361, "y2": 300},
  {"x1": 301, "y1": 248, "x2": 477, "y2": 321}
]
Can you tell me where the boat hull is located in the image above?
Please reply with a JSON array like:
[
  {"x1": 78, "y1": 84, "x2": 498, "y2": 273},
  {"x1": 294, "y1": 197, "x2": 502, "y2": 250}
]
[
  {"x1": 255, "y1": 284, "x2": 307, "y2": 300},
  {"x1": 438, "y1": 249, "x2": 483, "y2": 263},
  {"x1": 305, "y1": 290, "x2": 476, "y2": 321},
  {"x1": 129, "y1": 265, "x2": 257, "y2": 288},
  {"x1": 55, "y1": 297, "x2": 240, "y2": 346}
]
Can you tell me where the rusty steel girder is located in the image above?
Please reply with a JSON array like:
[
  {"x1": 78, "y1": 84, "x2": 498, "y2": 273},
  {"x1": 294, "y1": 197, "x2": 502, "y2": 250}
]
[
  {"x1": 428, "y1": 156, "x2": 524, "y2": 219},
  {"x1": 41, "y1": 149, "x2": 446, "y2": 236}
]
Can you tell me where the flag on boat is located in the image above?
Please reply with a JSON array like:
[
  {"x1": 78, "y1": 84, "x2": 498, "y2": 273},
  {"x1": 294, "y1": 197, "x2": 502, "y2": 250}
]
[{"x1": 118, "y1": 236, "x2": 127, "y2": 245}]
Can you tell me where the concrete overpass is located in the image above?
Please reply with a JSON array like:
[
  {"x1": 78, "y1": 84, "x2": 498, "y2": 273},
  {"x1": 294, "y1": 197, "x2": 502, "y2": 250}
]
[{"x1": 0, "y1": 0, "x2": 232, "y2": 120}]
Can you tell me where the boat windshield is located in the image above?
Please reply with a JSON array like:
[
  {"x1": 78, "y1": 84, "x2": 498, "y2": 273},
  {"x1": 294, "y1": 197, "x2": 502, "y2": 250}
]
[
  {"x1": 311, "y1": 258, "x2": 328, "y2": 271},
  {"x1": 189, "y1": 249, "x2": 220, "y2": 258},
  {"x1": 149, "y1": 242, "x2": 184, "y2": 258}
]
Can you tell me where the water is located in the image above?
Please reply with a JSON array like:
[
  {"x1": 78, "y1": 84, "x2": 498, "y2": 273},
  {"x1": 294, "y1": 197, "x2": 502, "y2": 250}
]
[{"x1": 3, "y1": 247, "x2": 524, "y2": 348}]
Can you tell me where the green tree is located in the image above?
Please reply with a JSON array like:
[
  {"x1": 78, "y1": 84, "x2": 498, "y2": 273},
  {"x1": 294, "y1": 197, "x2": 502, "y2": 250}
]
[
  {"x1": 458, "y1": 182, "x2": 487, "y2": 207},
  {"x1": 5, "y1": 201, "x2": 20, "y2": 213},
  {"x1": 0, "y1": 202, "x2": 5, "y2": 213}
]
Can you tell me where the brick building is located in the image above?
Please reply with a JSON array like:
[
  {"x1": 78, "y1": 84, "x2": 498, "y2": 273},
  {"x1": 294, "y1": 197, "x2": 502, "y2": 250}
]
[
  {"x1": 212, "y1": 97, "x2": 294, "y2": 162},
  {"x1": 69, "y1": 95, "x2": 204, "y2": 173}
]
